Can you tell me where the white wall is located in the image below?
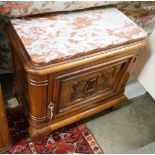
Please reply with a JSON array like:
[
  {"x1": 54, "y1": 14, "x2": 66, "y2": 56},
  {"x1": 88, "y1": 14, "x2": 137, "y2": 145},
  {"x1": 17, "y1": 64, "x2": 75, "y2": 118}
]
[{"x1": 133, "y1": 29, "x2": 155, "y2": 100}]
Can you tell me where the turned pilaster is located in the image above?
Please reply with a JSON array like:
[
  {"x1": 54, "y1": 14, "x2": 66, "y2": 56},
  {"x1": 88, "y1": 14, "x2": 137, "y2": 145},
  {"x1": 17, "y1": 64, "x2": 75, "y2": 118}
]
[{"x1": 26, "y1": 74, "x2": 50, "y2": 128}]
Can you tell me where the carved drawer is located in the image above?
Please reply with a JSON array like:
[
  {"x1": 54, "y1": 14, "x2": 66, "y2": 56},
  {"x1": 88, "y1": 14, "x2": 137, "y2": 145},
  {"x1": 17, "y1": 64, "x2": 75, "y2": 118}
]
[{"x1": 48, "y1": 57, "x2": 131, "y2": 119}]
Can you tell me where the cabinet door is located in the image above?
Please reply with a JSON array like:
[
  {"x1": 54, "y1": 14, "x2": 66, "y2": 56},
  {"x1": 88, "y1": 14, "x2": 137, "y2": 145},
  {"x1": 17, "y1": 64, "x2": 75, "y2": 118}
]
[{"x1": 48, "y1": 57, "x2": 132, "y2": 118}]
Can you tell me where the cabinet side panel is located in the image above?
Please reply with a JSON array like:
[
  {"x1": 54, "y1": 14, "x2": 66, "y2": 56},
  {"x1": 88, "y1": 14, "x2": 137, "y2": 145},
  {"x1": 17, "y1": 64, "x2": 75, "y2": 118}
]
[{"x1": 0, "y1": 84, "x2": 11, "y2": 152}]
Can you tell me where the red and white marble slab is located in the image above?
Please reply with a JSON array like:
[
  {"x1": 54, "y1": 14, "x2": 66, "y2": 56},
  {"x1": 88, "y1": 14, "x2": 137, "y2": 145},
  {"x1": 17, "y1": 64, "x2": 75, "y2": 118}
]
[{"x1": 11, "y1": 8, "x2": 147, "y2": 64}]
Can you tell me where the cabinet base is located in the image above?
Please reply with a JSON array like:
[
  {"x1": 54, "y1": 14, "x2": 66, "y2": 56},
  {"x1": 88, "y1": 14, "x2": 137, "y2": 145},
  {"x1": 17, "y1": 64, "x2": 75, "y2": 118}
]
[{"x1": 29, "y1": 94, "x2": 127, "y2": 141}]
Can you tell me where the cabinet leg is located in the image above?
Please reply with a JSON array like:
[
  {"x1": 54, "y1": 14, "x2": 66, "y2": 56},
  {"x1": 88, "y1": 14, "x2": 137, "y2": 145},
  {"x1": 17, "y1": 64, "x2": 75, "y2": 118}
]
[
  {"x1": 111, "y1": 104, "x2": 120, "y2": 111},
  {"x1": 111, "y1": 98, "x2": 128, "y2": 111}
]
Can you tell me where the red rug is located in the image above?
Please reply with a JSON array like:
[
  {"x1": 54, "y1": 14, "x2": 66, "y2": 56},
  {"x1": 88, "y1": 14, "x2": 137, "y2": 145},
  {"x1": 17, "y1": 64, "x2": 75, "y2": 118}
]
[{"x1": 5, "y1": 105, "x2": 104, "y2": 154}]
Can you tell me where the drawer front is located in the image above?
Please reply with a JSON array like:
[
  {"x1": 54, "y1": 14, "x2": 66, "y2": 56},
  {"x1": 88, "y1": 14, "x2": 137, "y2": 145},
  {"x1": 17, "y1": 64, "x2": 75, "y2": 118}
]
[{"x1": 48, "y1": 57, "x2": 131, "y2": 117}]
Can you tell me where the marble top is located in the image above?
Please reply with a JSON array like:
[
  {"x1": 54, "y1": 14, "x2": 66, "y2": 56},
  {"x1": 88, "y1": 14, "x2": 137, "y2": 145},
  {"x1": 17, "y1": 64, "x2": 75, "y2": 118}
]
[{"x1": 11, "y1": 8, "x2": 147, "y2": 65}]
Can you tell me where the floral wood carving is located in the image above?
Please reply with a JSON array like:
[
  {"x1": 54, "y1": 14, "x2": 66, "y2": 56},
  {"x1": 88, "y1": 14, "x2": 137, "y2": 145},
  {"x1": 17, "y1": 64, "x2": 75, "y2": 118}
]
[{"x1": 70, "y1": 67, "x2": 116, "y2": 102}]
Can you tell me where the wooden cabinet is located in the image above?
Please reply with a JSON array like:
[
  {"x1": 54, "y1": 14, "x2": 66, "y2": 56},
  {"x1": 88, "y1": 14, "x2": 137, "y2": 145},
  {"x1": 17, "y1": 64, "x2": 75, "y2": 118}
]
[
  {"x1": 0, "y1": 83, "x2": 11, "y2": 152},
  {"x1": 6, "y1": 8, "x2": 148, "y2": 140}
]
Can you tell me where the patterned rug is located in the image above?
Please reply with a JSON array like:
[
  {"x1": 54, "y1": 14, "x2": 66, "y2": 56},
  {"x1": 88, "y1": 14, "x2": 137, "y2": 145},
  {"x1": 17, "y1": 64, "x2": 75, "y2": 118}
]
[{"x1": 4, "y1": 105, "x2": 103, "y2": 154}]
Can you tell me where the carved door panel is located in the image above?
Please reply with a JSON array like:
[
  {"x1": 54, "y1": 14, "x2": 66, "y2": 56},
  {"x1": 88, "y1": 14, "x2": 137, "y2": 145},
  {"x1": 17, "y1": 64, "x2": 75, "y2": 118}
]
[{"x1": 48, "y1": 58, "x2": 130, "y2": 116}]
